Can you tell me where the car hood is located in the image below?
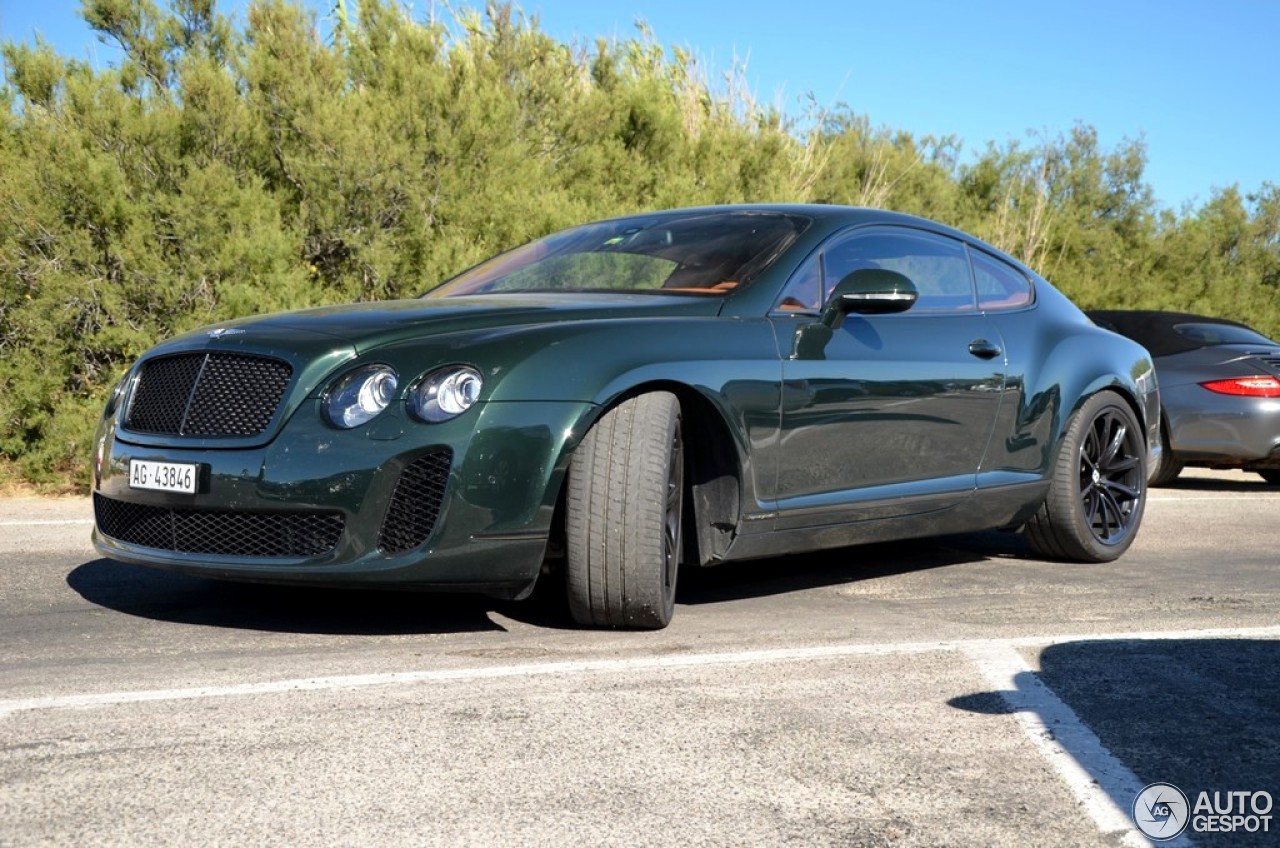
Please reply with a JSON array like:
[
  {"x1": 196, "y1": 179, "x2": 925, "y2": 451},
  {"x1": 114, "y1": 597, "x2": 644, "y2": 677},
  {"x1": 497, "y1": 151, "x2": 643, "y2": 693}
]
[{"x1": 175, "y1": 293, "x2": 726, "y2": 353}]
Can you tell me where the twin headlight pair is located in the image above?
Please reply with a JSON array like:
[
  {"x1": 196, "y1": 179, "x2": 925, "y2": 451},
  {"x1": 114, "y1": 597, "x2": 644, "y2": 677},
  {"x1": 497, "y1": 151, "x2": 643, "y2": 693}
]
[{"x1": 323, "y1": 364, "x2": 483, "y2": 429}]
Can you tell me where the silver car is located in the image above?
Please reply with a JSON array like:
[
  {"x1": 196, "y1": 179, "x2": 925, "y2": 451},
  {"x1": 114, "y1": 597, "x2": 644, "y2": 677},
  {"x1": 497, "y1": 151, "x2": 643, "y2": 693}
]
[{"x1": 1089, "y1": 310, "x2": 1280, "y2": 485}]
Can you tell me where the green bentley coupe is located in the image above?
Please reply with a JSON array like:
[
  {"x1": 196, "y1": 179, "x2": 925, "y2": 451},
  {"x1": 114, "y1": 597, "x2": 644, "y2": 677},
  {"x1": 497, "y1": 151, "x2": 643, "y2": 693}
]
[{"x1": 92, "y1": 205, "x2": 1159, "y2": 629}]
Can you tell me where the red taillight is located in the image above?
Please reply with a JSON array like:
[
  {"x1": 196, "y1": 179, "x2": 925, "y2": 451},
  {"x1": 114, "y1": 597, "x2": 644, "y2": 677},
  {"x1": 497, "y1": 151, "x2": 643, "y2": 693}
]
[{"x1": 1200, "y1": 376, "x2": 1280, "y2": 397}]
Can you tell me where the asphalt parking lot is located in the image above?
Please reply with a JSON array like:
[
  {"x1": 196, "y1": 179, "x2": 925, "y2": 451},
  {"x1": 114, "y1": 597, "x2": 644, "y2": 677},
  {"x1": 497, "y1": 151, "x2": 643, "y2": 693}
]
[{"x1": 2, "y1": 469, "x2": 1277, "y2": 846}]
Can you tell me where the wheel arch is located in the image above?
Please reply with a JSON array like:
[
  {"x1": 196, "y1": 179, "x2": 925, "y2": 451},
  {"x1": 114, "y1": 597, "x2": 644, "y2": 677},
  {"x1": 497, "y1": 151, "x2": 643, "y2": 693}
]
[
  {"x1": 1027, "y1": 323, "x2": 1160, "y2": 479},
  {"x1": 554, "y1": 379, "x2": 745, "y2": 568},
  {"x1": 1048, "y1": 377, "x2": 1154, "y2": 485},
  {"x1": 1073, "y1": 380, "x2": 1149, "y2": 442}
]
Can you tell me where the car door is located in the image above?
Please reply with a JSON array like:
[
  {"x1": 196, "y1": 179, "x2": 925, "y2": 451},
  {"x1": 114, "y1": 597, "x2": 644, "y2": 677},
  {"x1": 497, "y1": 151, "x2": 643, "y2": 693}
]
[{"x1": 768, "y1": 226, "x2": 1006, "y2": 529}]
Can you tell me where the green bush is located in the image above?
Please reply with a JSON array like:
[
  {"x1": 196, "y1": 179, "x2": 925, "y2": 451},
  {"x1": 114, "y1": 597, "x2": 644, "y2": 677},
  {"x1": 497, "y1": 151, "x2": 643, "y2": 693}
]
[{"x1": 2, "y1": 0, "x2": 1277, "y2": 491}]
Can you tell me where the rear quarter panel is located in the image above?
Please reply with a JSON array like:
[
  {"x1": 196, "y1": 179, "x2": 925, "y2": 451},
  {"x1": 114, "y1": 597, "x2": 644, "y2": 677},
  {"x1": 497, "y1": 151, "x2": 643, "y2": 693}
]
[{"x1": 983, "y1": 283, "x2": 1158, "y2": 481}]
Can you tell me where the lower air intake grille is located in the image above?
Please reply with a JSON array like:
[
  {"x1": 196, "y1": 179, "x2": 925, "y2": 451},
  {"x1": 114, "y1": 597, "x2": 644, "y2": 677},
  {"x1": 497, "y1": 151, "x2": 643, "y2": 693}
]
[
  {"x1": 94, "y1": 494, "x2": 343, "y2": 558},
  {"x1": 378, "y1": 449, "x2": 453, "y2": 554}
]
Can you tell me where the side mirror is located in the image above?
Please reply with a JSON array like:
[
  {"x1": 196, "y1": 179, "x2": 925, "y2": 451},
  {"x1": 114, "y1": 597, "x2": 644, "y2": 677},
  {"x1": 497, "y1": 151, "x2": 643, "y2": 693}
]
[{"x1": 821, "y1": 269, "x2": 918, "y2": 328}]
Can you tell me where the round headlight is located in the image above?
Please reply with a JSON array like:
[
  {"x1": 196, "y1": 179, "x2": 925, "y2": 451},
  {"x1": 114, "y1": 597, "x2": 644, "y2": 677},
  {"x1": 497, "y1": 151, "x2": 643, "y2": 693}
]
[
  {"x1": 324, "y1": 364, "x2": 399, "y2": 429},
  {"x1": 409, "y1": 366, "x2": 483, "y2": 423}
]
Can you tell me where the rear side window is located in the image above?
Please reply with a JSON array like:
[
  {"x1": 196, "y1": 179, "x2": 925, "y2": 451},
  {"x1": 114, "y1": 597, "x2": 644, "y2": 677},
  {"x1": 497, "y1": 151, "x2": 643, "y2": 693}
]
[{"x1": 970, "y1": 249, "x2": 1034, "y2": 310}]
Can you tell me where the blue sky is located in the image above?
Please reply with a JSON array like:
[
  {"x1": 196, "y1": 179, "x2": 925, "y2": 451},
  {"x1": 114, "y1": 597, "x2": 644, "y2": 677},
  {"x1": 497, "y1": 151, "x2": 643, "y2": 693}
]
[{"x1": 3, "y1": 0, "x2": 1276, "y2": 211}]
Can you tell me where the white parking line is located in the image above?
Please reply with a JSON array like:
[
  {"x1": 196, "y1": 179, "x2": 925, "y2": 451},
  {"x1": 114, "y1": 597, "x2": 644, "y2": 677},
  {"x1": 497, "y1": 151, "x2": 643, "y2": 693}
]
[
  {"x1": 0, "y1": 519, "x2": 94, "y2": 526},
  {"x1": 0, "y1": 641, "x2": 951, "y2": 717},
  {"x1": 4, "y1": 624, "x2": 1277, "y2": 719},
  {"x1": 1149, "y1": 495, "x2": 1280, "y2": 501},
  {"x1": 4, "y1": 625, "x2": 1274, "y2": 843},
  {"x1": 965, "y1": 642, "x2": 1190, "y2": 848}
]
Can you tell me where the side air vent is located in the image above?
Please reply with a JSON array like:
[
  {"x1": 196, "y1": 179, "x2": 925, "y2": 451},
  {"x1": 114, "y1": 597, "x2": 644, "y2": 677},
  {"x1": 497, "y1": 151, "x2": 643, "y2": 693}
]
[{"x1": 377, "y1": 449, "x2": 453, "y2": 554}]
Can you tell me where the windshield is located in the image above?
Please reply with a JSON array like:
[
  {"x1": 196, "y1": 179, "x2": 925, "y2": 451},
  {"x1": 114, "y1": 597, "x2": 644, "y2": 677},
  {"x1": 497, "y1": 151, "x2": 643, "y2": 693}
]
[{"x1": 426, "y1": 211, "x2": 810, "y2": 298}]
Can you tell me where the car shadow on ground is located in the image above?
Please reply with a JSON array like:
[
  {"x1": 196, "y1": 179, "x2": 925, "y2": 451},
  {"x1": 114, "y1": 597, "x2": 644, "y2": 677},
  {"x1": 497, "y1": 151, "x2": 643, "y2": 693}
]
[
  {"x1": 507, "y1": 531, "x2": 1025, "y2": 628},
  {"x1": 70, "y1": 530, "x2": 1032, "y2": 633},
  {"x1": 66, "y1": 558, "x2": 509, "y2": 635},
  {"x1": 676, "y1": 529, "x2": 1028, "y2": 605},
  {"x1": 950, "y1": 638, "x2": 1280, "y2": 846},
  {"x1": 1159, "y1": 474, "x2": 1276, "y2": 493}
]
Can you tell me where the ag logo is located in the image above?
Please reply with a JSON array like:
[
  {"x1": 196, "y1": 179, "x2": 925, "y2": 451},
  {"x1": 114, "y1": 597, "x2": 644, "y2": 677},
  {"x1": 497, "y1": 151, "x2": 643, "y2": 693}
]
[
  {"x1": 207, "y1": 328, "x2": 245, "y2": 340},
  {"x1": 1133, "y1": 782, "x2": 1190, "y2": 840}
]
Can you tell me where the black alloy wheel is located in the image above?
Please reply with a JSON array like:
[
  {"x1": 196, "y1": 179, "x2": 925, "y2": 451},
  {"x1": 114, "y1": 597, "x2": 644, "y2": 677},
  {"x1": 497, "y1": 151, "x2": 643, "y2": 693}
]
[
  {"x1": 1025, "y1": 390, "x2": 1147, "y2": 562},
  {"x1": 1077, "y1": 407, "x2": 1145, "y2": 546}
]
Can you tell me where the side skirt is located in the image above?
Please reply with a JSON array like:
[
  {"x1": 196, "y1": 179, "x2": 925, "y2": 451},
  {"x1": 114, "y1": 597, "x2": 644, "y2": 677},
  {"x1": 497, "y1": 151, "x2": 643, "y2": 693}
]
[{"x1": 712, "y1": 480, "x2": 1049, "y2": 564}]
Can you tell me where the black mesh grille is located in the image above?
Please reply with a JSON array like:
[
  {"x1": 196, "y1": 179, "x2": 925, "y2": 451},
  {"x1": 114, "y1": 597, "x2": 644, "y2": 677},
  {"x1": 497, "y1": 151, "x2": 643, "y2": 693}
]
[
  {"x1": 126, "y1": 355, "x2": 203, "y2": 434},
  {"x1": 378, "y1": 449, "x2": 452, "y2": 554},
  {"x1": 95, "y1": 493, "x2": 343, "y2": 558},
  {"x1": 125, "y1": 353, "x2": 292, "y2": 437}
]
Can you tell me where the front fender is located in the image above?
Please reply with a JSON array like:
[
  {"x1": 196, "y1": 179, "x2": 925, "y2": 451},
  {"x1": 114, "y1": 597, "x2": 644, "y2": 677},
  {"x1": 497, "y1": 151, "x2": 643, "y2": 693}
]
[{"x1": 407, "y1": 317, "x2": 783, "y2": 513}]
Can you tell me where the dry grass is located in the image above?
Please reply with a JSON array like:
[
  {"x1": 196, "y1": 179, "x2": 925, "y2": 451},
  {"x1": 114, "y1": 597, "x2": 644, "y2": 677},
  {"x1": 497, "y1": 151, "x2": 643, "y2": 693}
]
[{"x1": 0, "y1": 461, "x2": 87, "y2": 497}]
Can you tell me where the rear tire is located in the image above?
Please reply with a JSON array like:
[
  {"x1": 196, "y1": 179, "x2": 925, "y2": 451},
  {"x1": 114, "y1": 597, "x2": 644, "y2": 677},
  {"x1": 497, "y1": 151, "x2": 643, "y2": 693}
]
[
  {"x1": 565, "y1": 392, "x2": 683, "y2": 629},
  {"x1": 1258, "y1": 470, "x2": 1280, "y2": 485},
  {"x1": 1025, "y1": 391, "x2": 1147, "y2": 562},
  {"x1": 1148, "y1": 419, "x2": 1183, "y2": 486}
]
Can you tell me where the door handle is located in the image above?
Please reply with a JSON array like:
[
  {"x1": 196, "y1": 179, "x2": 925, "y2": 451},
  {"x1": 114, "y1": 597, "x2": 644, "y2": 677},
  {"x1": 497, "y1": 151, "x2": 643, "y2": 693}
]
[{"x1": 968, "y1": 339, "x2": 1002, "y2": 360}]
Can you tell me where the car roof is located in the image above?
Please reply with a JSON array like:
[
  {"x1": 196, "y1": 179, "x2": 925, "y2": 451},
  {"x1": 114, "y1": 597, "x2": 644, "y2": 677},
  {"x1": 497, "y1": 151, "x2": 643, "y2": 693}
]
[
  {"x1": 593, "y1": 204, "x2": 1037, "y2": 277},
  {"x1": 602, "y1": 203, "x2": 970, "y2": 236},
  {"x1": 1087, "y1": 310, "x2": 1257, "y2": 356}
]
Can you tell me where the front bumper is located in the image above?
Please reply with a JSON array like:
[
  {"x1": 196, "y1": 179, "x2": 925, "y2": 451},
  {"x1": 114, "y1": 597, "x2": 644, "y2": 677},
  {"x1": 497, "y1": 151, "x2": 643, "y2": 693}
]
[{"x1": 92, "y1": 399, "x2": 596, "y2": 597}]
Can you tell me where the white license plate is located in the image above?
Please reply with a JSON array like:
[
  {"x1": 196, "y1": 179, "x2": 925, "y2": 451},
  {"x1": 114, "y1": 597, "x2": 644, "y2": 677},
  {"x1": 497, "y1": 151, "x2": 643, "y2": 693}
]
[{"x1": 129, "y1": 459, "x2": 198, "y2": 494}]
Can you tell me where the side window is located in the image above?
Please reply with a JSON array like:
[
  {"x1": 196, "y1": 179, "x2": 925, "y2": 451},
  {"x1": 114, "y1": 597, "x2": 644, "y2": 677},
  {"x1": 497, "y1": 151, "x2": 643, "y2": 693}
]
[
  {"x1": 970, "y1": 249, "x2": 1034, "y2": 310},
  {"x1": 772, "y1": 252, "x2": 823, "y2": 312},
  {"x1": 823, "y1": 228, "x2": 976, "y2": 313}
]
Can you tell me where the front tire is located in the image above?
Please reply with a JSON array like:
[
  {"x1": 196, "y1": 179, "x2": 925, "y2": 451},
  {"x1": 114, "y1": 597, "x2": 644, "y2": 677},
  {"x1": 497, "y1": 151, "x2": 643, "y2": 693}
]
[
  {"x1": 1025, "y1": 390, "x2": 1147, "y2": 562},
  {"x1": 1258, "y1": 470, "x2": 1280, "y2": 485},
  {"x1": 565, "y1": 392, "x2": 683, "y2": 629}
]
